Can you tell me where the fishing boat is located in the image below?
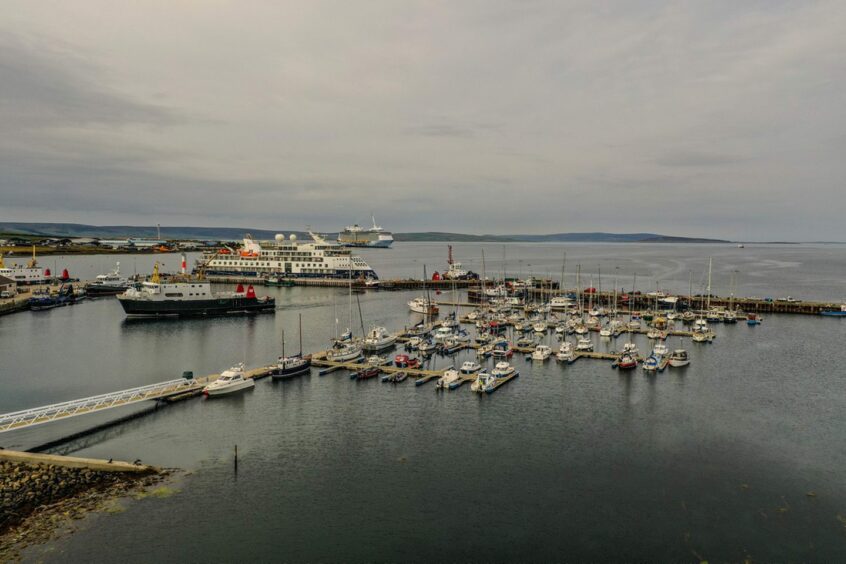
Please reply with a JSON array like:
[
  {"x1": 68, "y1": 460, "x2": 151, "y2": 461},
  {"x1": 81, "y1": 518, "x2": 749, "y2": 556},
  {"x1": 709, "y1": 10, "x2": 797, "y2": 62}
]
[
  {"x1": 362, "y1": 326, "x2": 397, "y2": 352},
  {"x1": 274, "y1": 315, "x2": 312, "y2": 379},
  {"x1": 531, "y1": 345, "x2": 552, "y2": 361},
  {"x1": 29, "y1": 283, "x2": 78, "y2": 311},
  {"x1": 668, "y1": 348, "x2": 690, "y2": 367},
  {"x1": 203, "y1": 364, "x2": 255, "y2": 396},
  {"x1": 490, "y1": 341, "x2": 513, "y2": 358},
  {"x1": 746, "y1": 313, "x2": 762, "y2": 325},
  {"x1": 436, "y1": 368, "x2": 461, "y2": 390},
  {"x1": 615, "y1": 353, "x2": 638, "y2": 370},
  {"x1": 460, "y1": 360, "x2": 482, "y2": 374},
  {"x1": 642, "y1": 354, "x2": 659, "y2": 372},
  {"x1": 622, "y1": 342, "x2": 639, "y2": 355}
]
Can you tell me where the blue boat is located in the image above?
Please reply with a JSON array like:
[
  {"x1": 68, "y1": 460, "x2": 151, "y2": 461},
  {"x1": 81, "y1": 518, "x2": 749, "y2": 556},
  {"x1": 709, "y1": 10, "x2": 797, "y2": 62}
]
[{"x1": 820, "y1": 306, "x2": 846, "y2": 317}]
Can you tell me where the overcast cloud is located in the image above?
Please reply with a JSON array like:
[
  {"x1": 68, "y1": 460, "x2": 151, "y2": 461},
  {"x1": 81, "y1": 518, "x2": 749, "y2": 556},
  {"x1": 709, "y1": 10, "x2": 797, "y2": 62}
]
[{"x1": 1, "y1": 1, "x2": 844, "y2": 240}]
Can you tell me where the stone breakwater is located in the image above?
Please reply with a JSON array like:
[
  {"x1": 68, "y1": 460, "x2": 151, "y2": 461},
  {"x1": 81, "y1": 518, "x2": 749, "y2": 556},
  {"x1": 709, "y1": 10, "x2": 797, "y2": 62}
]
[{"x1": 0, "y1": 457, "x2": 167, "y2": 559}]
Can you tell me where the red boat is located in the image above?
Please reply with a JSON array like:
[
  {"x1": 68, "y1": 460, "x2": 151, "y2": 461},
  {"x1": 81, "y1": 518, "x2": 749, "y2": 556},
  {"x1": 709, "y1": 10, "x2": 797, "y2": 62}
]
[
  {"x1": 616, "y1": 353, "x2": 638, "y2": 370},
  {"x1": 395, "y1": 354, "x2": 410, "y2": 367},
  {"x1": 355, "y1": 366, "x2": 380, "y2": 380}
]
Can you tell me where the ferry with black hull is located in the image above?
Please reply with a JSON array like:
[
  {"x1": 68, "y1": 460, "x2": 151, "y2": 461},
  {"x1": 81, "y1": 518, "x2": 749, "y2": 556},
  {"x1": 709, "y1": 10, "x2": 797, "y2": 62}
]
[
  {"x1": 337, "y1": 216, "x2": 394, "y2": 248},
  {"x1": 198, "y1": 232, "x2": 378, "y2": 279},
  {"x1": 117, "y1": 264, "x2": 275, "y2": 317}
]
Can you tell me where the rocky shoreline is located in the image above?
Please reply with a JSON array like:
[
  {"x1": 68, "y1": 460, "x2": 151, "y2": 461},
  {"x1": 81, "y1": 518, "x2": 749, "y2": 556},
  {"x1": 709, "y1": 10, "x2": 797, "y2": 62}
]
[{"x1": 0, "y1": 458, "x2": 170, "y2": 560}]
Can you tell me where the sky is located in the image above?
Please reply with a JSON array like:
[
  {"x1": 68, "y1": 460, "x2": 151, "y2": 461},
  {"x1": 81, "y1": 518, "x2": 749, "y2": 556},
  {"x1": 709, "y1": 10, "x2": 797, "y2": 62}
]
[{"x1": 1, "y1": 1, "x2": 844, "y2": 240}]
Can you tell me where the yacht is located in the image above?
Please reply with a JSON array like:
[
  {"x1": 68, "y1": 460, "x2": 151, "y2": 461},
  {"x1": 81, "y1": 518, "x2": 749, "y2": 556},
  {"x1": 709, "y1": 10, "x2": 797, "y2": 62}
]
[
  {"x1": 86, "y1": 262, "x2": 131, "y2": 296},
  {"x1": 531, "y1": 345, "x2": 552, "y2": 361},
  {"x1": 622, "y1": 342, "x2": 639, "y2": 356},
  {"x1": 200, "y1": 232, "x2": 377, "y2": 279},
  {"x1": 408, "y1": 297, "x2": 439, "y2": 315},
  {"x1": 203, "y1": 364, "x2": 255, "y2": 396},
  {"x1": 362, "y1": 326, "x2": 397, "y2": 352},
  {"x1": 433, "y1": 326, "x2": 454, "y2": 343},
  {"x1": 337, "y1": 216, "x2": 394, "y2": 248}
]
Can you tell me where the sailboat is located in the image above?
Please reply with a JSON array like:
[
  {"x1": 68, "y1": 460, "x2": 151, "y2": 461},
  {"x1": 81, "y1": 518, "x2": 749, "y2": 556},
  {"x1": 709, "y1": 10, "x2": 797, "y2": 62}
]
[
  {"x1": 327, "y1": 270, "x2": 363, "y2": 361},
  {"x1": 274, "y1": 314, "x2": 311, "y2": 379}
]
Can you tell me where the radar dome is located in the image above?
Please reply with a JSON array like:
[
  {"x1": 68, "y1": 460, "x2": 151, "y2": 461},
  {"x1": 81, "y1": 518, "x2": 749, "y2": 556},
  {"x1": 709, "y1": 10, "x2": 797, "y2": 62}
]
[
  {"x1": 275, "y1": 234, "x2": 284, "y2": 242},
  {"x1": 289, "y1": 234, "x2": 297, "y2": 241}
]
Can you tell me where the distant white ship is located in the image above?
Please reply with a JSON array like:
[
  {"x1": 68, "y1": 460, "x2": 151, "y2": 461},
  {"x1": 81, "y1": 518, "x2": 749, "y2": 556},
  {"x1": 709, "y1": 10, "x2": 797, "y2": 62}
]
[
  {"x1": 0, "y1": 247, "x2": 49, "y2": 285},
  {"x1": 337, "y1": 216, "x2": 394, "y2": 248}
]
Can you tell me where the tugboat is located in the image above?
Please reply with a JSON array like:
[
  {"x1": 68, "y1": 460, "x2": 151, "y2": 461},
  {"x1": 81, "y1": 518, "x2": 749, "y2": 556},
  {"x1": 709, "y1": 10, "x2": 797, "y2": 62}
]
[{"x1": 117, "y1": 263, "x2": 275, "y2": 317}]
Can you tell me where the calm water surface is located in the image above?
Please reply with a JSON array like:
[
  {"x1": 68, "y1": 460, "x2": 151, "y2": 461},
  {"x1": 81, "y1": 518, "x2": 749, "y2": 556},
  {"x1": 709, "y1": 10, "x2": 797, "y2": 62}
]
[{"x1": 2, "y1": 243, "x2": 845, "y2": 562}]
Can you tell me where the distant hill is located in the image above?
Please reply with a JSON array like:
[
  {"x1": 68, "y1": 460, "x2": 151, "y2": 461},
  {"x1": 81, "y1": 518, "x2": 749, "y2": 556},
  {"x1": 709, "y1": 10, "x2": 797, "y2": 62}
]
[{"x1": 0, "y1": 222, "x2": 730, "y2": 244}]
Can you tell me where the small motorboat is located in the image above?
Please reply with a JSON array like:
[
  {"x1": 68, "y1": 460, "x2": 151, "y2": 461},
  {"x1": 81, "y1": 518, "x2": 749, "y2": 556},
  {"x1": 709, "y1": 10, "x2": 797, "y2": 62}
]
[
  {"x1": 652, "y1": 342, "x2": 669, "y2": 357},
  {"x1": 622, "y1": 342, "x2": 639, "y2": 356},
  {"x1": 327, "y1": 341, "x2": 363, "y2": 362},
  {"x1": 556, "y1": 342, "x2": 575, "y2": 363},
  {"x1": 668, "y1": 348, "x2": 690, "y2": 367},
  {"x1": 470, "y1": 370, "x2": 493, "y2": 393},
  {"x1": 362, "y1": 326, "x2": 397, "y2": 352},
  {"x1": 599, "y1": 326, "x2": 612, "y2": 338},
  {"x1": 418, "y1": 339, "x2": 437, "y2": 354},
  {"x1": 394, "y1": 354, "x2": 411, "y2": 367},
  {"x1": 203, "y1": 363, "x2": 255, "y2": 396},
  {"x1": 381, "y1": 371, "x2": 408, "y2": 383},
  {"x1": 436, "y1": 368, "x2": 461, "y2": 390},
  {"x1": 820, "y1": 304, "x2": 846, "y2": 317},
  {"x1": 460, "y1": 360, "x2": 481, "y2": 374},
  {"x1": 746, "y1": 313, "x2": 762, "y2": 325},
  {"x1": 533, "y1": 321, "x2": 548, "y2": 333},
  {"x1": 575, "y1": 337, "x2": 593, "y2": 352},
  {"x1": 516, "y1": 335, "x2": 537, "y2": 348},
  {"x1": 405, "y1": 336, "x2": 423, "y2": 350},
  {"x1": 352, "y1": 366, "x2": 381, "y2": 380},
  {"x1": 491, "y1": 342, "x2": 514, "y2": 358},
  {"x1": 531, "y1": 345, "x2": 552, "y2": 361},
  {"x1": 367, "y1": 355, "x2": 391, "y2": 366},
  {"x1": 433, "y1": 326, "x2": 454, "y2": 342}
]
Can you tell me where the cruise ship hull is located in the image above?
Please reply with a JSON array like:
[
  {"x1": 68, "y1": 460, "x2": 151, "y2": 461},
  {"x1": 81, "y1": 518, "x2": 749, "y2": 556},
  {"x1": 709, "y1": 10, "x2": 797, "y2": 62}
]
[
  {"x1": 201, "y1": 268, "x2": 378, "y2": 279},
  {"x1": 118, "y1": 296, "x2": 275, "y2": 317},
  {"x1": 338, "y1": 239, "x2": 393, "y2": 248}
]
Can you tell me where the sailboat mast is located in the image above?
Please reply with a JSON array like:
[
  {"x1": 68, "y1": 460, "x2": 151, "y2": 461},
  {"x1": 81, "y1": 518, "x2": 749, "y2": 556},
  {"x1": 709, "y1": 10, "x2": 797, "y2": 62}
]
[
  {"x1": 706, "y1": 257, "x2": 713, "y2": 311},
  {"x1": 299, "y1": 313, "x2": 303, "y2": 356}
]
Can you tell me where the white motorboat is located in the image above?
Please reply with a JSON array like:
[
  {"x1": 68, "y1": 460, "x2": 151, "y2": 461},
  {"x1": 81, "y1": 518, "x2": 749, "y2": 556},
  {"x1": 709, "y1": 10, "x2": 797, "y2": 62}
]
[
  {"x1": 550, "y1": 296, "x2": 575, "y2": 310},
  {"x1": 470, "y1": 370, "x2": 494, "y2": 393},
  {"x1": 622, "y1": 342, "x2": 639, "y2": 355},
  {"x1": 418, "y1": 339, "x2": 437, "y2": 354},
  {"x1": 652, "y1": 342, "x2": 670, "y2": 357},
  {"x1": 408, "y1": 296, "x2": 438, "y2": 315},
  {"x1": 362, "y1": 326, "x2": 397, "y2": 352},
  {"x1": 599, "y1": 326, "x2": 612, "y2": 338},
  {"x1": 574, "y1": 324, "x2": 588, "y2": 335},
  {"x1": 531, "y1": 345, "x2": 552, "y2": 361},
  {"x1": 366, "y1": 355, "x2": 391, "y2": 366},
  {"x1": 433, "y1": 326, "x2": 454, "y2": 343},
  {"x1": 668, "y1": 348, "x2": 690, "y2": 367},
  {"x1": 575, "y1": 337, "x2": 593, "y2": 352},
  {"x1": 203, "y1": 363, "x2": 255, "y2": 396},
  {"x1": 405, "y1": 336, "x2": 423, "y2": 350},
  {"x1": 533, "y1": 321, "x2": 548, "y2": 333},
  {"x1": 556, "y1": 342, "x2": 575, "y2": 363},
  {"x1": 460, "y1": 360, "x2": 482, "y2": 374},
  {"x1": 436, "y1": 367, "x2": 461, "y2": 390}
]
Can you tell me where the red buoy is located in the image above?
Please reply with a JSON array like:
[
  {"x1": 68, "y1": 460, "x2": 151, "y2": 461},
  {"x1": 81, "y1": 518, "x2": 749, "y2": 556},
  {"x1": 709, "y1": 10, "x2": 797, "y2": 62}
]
[
  {"x1": 246, "y1": 285, "x2": 256, "y2": 299},
  {"x1": 61, "y1": 268, "x2": 70, "y2": 280},
  {"x1": 236, "y1": 283, "x2": 245, "y2": 293},
  {"x1": 432, "y1": 272, "x2": 441, "y2": 281},
  {"x1": 44, "y1": 268, "x2": 51, "y2": 277}
]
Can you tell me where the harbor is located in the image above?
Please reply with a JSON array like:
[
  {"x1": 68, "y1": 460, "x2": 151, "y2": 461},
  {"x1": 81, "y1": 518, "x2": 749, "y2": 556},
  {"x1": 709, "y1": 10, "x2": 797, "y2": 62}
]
[{"x1": 1, "y1": 241, "x2": 845, "y2": 562}]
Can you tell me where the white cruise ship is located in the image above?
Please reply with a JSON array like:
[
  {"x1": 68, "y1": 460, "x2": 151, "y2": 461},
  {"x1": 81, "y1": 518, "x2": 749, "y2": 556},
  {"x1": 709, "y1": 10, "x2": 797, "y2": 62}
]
[
  {"x1": 337, "y1": 216, "x2": 394, "y2": 248},
  {"x1": 199, "y1": 232, "x2": 378, "y2": 279}
]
